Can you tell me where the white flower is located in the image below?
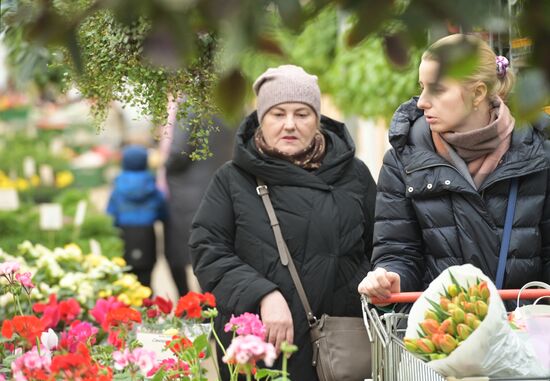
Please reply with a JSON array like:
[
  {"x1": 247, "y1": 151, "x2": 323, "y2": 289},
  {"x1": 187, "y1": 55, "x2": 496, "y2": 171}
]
[{"x1": 41, "y1": 328, "x2": 58, "y2": 351}]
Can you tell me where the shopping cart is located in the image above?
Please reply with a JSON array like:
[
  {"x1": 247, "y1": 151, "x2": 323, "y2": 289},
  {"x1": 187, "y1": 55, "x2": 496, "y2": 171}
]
[{"x1": 362, "y1": 289, "x2": 550, "y2": 381}]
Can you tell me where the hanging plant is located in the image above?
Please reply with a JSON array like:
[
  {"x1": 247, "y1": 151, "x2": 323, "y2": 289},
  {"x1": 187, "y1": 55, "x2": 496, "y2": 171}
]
[{"x1": 3, "y1": 1, "x2": 220, "y2": 159}]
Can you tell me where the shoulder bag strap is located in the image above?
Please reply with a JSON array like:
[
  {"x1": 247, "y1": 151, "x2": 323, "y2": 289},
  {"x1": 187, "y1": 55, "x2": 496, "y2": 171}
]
[
  {"x1": 495, "y1": 177, "x2": 519, "y2": 289},
  {"x1": 256, "y1": 178, "x2": 318, "y2": 326}
]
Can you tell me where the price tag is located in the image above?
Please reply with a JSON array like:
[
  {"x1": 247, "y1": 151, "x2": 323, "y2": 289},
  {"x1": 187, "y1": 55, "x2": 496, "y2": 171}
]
[
  {"x1": 39, "y1": 165, "x2": 54, "y2": 187},
  {"x1": 135, "y1": 324, "x2": 211, "y2": 361},
  {"x1": 135, "y1": 331, "x2": 175, "y2": 361},
  {"x1": 0, "y1": 189, "x2": 20, "y2": 211},
  {"x1": 89, "y1": 239, "x2": 102, "y2": 256},
  {"x1": 74, "y1": 200, "x2": 87, "y2": 226},
  {"x1": 39, "y1": 203, "x2": 63, "y2": 230},
  {"x1": 23, "y1": 157, "x2": 36, "y2": 178}
]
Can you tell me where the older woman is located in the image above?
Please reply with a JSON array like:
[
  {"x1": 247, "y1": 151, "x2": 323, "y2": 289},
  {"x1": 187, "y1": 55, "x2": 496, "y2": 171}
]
[
  {"x1": 190, "y1": 65, "x2": 376, "y2": 380},
  {"x1": 359, "y1": 34, "x2": 550, "y2": 303}
]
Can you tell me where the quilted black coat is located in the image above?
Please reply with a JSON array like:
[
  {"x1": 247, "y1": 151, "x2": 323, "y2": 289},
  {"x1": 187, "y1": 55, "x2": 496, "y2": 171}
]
[
  {"x1": 373, "y1": 98, "x2": 550, "y2": 294},
  {"x1": 190, "y1": 112, "x2": 376, "y2": 380}
]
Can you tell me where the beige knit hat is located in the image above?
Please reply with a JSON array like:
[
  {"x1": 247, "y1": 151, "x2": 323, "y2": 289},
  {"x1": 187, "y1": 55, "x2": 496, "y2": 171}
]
[{"x1": 253, "y1": 65, "x2": 321, "y2": 122}]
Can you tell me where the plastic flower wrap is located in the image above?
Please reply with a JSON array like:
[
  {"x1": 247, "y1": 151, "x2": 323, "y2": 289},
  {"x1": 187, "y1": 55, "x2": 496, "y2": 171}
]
[{"x1": 404, "y1": 273, "x2": 490, "y2": 360}]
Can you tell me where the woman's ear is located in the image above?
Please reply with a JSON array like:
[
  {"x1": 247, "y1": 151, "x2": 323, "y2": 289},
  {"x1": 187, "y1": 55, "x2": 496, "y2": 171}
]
[{"x1": 472, "y1": 81, "x2": 488, "y2": 108}]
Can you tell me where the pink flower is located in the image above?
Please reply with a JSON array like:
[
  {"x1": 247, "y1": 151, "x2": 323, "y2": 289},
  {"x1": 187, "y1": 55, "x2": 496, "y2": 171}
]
[
  {"x1": 0, "y1": 261, "x2": 20, "y2": 275},
  {"x1": 113, "y1": 349, "x2": 131, "y2": 370},
  {"x1": 223, "y1": 334, "x2": 277, "y2": 367},
  {"x1": 90, "y1": 297, "x2": 125, "y2": 326},
  {"x1": 131, "y1": 348, "x2": 156, "y2": 376},
  {"x1": 11, "y1": 346, "x2": 51, "y2": 376},
  {"x1": 59, "y1": 321, "x2": 98, "y2": 352},
  {"x1": 224, "y1": 312, "x2": 266, "y2": 338},
  {"x1": 15, "y1": 272, "x2": 34, "y2": 289}
]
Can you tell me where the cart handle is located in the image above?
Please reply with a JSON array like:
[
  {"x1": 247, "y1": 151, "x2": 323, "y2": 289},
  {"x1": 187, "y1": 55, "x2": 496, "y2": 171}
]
[{"x1": 368, "y1": 288, "x2": 550, "y2": 305}]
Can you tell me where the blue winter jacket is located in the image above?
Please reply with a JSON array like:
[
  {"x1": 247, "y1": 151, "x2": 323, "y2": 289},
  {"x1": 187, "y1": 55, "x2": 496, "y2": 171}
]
[{"x1": 107, "y1": 171, "x2": 167, "y2": 227}]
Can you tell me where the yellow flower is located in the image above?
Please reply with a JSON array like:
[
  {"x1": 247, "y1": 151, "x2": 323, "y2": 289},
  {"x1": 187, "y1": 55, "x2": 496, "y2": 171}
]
[
  {"x1": 64, "y1": 243, "x2": 82, "y2": 256},
  {"x1": 115, "y1": 274, "x2": 138, "y2": 288},
  {"x1": 85, "y1": 254, "x2": 102, "y2": 267},
  {"x1": 0, "y1": 177, "x2": 14, "y2": 189},
  {"x1": 111, "y1": 257, "x2": 126, "y2": 267},
  {"x1": 30, "y1": 175, "x2": 40, "y2": 187},
  {"x1": 98, "y1": 289, "x2": 112, "y2": 298},
  {"x1": 117, "y1": 293, "x2": 131, "y2": 305},
  {"x1": 16, "y1": 178, "x2": 29, "y2": 191},
  {"x1": 136, "y1": 286, "x2": 152, "y2": 299},
  {"x1": 55, "y1": 170, "x2": 74, "y2": 188}
]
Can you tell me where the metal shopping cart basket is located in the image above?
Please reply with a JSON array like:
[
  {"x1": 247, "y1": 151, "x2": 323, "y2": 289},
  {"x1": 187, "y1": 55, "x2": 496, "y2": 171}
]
[{"x1": 361, "y1": 289, "x2": 550, "y2": 381}]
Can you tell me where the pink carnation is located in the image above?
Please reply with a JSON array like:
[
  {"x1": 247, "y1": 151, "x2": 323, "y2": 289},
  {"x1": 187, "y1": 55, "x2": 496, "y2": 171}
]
[
  {"x1": 224, "y1": 312, "x2": 266, "y2": 338},
  {"x1": 223, "y1": 334, "x2": 277, "y2": 367}
]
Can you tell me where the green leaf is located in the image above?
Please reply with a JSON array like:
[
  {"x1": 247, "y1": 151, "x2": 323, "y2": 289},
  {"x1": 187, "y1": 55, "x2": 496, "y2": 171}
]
[{"x1": 193, "y1": 333, "x2": 209, "y2": 352}]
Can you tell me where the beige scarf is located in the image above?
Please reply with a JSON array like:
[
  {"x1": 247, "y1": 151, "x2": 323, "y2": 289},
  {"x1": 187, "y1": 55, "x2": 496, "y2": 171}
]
[
  {"x1": 254, "y1": 128, "x2": 326, "y2": 170},
  {"x1": 432, "y1": 98, "x2": 515, "y2": 188}
]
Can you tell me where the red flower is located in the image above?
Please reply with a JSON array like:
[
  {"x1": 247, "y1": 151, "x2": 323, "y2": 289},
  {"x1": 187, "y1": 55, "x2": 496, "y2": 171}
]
[
  {"x1": 3, "y1": 316, "x2": 44, "y2": 345},
  {"x1": 175, "y1": 292, "x2": 202, "y2": 319},
  {"x1": 107, "y1": 329, "x2": 124, "y2": 349},
  {"x1": 167, "y1": 335, "x2": 193, "y2": 354},
  {"x1": 104, "y1": 307, "x2": 142, "y2": 330},
  {"x1": 33, "y1": 294, "x2": 61, "y2": 329},
  {"x1": 154, "y1": 296, "x2": 173, "y2": 315},
  {"x1": 201, "y1": 292, "x2": 216, "y2": 308},
  {"x1": 58, "y1": 298, "x2": 81, "y2": 323},
  {"x1": 1, "y1": 319, "x2": 13, "y2": 339},
  {"x1": 146, "y1": 309, "x2": 159, "y2": 319},
  {"x1": 142, "y1": 298, "x2": 154, "y2": 308}
]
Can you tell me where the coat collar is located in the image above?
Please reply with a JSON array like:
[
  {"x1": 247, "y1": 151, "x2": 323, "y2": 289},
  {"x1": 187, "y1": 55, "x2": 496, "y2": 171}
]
[
  {"x1": 232, "y1": 111, "x2": 356, "y2": 189},
  {"x1": 390, "y1": 98, "x2": 550, "y2": 193}
]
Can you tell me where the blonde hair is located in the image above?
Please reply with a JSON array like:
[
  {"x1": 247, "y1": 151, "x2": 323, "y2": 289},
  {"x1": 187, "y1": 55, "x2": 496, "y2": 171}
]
[{"x1": 422, "y1": 34, "x2": 515, "y2": 101}]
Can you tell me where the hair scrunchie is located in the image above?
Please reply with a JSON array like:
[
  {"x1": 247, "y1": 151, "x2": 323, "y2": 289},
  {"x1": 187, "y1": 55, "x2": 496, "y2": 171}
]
[{"x1": 496, "y1": 55, "x2": 509, "y2": 78}]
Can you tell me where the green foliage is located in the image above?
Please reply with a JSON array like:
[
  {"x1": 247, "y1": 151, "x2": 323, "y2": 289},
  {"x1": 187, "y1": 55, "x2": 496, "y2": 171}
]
[
  {"x1": 0, "y1": 188, "x2": 123, "y2": 258},
  {"x1": 0, "y1": 133, "x2": 69, "y2": 176},
  {"x1": 241, "y1": 7, "x2": 420, "y2": 121},
  {"x1": 2, "y1": 0, "x2": 549, "y2": 147}
]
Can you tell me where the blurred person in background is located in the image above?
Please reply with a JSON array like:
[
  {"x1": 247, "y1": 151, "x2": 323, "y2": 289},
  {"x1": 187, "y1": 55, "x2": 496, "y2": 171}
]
[
  {"x1": 157, "y1": 101, "x2": 234, "y2": 296},
  {"x1": 358, "y1": 34, "x2": 550, "y2": 305},
  {"x1": 107, "y1": 144, "x2": 167, "y2": 287}
]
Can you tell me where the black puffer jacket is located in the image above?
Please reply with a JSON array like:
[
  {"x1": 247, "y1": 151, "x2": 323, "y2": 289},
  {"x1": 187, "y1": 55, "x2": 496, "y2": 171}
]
[
  {"x1": 373, "y1": 98, "x2": 550, "y2": 294},
  {"x1": 190, "y1": 112, "x2": 376, "y2": 381}
]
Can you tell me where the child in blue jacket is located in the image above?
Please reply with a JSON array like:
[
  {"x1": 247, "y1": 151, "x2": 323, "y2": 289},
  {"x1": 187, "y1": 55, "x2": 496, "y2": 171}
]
[{"x1": 107, "y1": 145, "x2": 167, "y2": 287}]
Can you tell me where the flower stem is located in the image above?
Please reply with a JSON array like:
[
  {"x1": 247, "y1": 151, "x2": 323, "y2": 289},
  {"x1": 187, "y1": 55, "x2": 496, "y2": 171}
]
[
  {"x1": 14, "y1": 294, "x2": 24, "y2": 316},
  {"x1": 210, "y1": 318, "x2": 227, "y2": 356}
]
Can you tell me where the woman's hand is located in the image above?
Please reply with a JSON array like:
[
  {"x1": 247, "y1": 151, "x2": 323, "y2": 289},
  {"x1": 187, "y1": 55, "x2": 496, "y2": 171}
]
[
  {"x1": 357, "y1": 268, "x2": 401, "y2": 304},
  {"x1": 260, "y1": 290, "x2": 294, "y2": 354}
]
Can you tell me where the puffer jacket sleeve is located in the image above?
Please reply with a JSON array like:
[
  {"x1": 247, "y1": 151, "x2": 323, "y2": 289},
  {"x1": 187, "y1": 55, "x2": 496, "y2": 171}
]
[
  {"x1": 372, "y1": 149, "x2": 425, "y2": 292},
  {"x1": 540, "y1": 143, "x2": 550, "y2": 283},
  {"x1": 189, "y1": 166, "x2": 279, "y2": 314}
]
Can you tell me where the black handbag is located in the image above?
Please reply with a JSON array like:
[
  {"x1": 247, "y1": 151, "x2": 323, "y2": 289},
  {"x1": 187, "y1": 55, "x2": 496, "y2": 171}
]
[{"x1": 256, "y1": 178, "x2": 371, "y2": 381}]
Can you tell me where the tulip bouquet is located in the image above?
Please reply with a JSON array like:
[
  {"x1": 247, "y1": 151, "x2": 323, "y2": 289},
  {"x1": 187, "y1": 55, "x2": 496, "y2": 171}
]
[
  {"x1": 0, "y1": 257, "x2": 296, "y2": 381},
  {"x1": 402, "y1": 264, "x2": 547, "y2": 378},
  {"x1": 404, "y1": 273, "x2": 490, "y2": 361}
]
